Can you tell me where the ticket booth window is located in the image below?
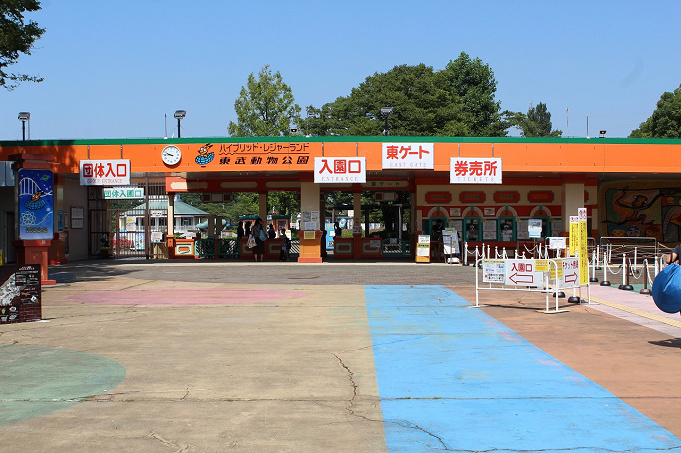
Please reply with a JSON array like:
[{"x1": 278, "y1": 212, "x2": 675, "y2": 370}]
[
  {"x1": 464, "y1": 217, "x2": 480, "y2": 241},
  {"x1": 498, "y1": 217, "x2": 516, "y2": 242},
  {"x1": 423, "y1": 217, "x2": 448, "y2": 234}
]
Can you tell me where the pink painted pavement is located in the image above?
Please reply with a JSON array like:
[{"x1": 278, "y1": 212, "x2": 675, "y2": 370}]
[{"x1": 68, "y1": 288, "x2": 307, "y2": 306}]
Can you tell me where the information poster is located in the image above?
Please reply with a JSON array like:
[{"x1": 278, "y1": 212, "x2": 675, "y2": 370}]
[
  {"x1": 443, "y1": 229, "x2": 460, "y2": 255},
  {"x1": 416, "y1": 234, "x2": 430, "y2": 263},
  {"x1": 528, "y1": 219, "x2": 542, "y2": 239},
  {"x1": 18, "y1": 169, "x2": 54, "y2": 240},
  {"x1": 482, "y1": 260, "x2": 505, "y2": 283}
]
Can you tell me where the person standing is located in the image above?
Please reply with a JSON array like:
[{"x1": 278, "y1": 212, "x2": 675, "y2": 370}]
[
  {"x1": 334, "y1": 221, "x2": 342, "y2": 238},
  {"x1": 237, "y1": 221, "x2": 245, "y2": 240},
  {"x1": 268, "y1": 223, "x2": 276, "y2": 239},
  {"x1": 431, "y1": 219, "x2": 444, "y2": 262},
  {"x1": 251, "y1": 218, "x2": 266, "y2": 262},
  {"x1": 279, "y1": 229, "x2": 291, "y2": 262},
  {"x1": 244, "y1": 221, "x2": 252, "y2": 238},
  {"x1": 664, "y1": 244, "x2": 681, "y2": 265}
]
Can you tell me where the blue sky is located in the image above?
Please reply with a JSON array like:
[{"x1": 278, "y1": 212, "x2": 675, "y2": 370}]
[{"x1": 2, "y1": 0, "x2": 680, "y2": 140}]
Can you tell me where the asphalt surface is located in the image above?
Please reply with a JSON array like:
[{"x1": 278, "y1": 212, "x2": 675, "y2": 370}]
[{"x1": 0, "y1": 258, "x2": 679, "y2": 452}]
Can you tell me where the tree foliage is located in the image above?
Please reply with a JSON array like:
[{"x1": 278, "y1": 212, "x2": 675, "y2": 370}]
[
  {"x1": 300, "y1": 52, "x2": 508, "y2": 137},
  {"x1": 228, "y1": 65, "x2": 302, "y2": 137},
  {"x1": 0, "y1": 0, "x2": 45, "y2": 90},
  {"x1": 630, "y1": 85, "x2": 681, "y2": 138},
  {"x1": 507, "y1": 102, "x2": 562, "y2": 137}
]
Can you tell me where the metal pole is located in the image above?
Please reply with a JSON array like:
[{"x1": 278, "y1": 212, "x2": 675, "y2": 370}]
[
  {"x1": 177, "y1": 118, "x2": 181, "y2": 138},
  {"x1": 21, "y1": 121, "x2": 26, "y2": 141}
]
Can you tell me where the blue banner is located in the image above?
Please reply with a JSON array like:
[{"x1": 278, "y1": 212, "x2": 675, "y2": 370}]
[{"x1": 18, "y1": 169, "x2": 54, "y2": 240}]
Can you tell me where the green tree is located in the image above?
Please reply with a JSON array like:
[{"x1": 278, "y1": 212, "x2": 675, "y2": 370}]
[
  {"x1": 508, "y1": 102, "x2": 562, "y2": 137},
  {"x1": 300, "y1": 53, "x2": 508, "y2": 137},
  {"x1": 630, "y1": 84, "x2": 681, "y2": 138},
  {"x1": 442, "y1": 52, "x2": 506, "y2": 136},
  {"x1": 0, "y1": 0, "x2": 45, "y2": 90},
  {"x1": 228, "y1": 65, "x2": 302, "y2": 137}
]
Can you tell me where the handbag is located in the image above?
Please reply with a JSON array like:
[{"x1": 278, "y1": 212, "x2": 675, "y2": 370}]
[
  {"x1": 259, "y1": 229, "x2": 267, "y2": 241},
  {"x1": 246, "y1": 235, "x2": 256, "y2": 248}
]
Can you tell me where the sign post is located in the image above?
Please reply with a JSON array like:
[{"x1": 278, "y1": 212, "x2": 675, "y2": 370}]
[{"x1": 416, "y1": 235, "x2": 431, "y2": 263}]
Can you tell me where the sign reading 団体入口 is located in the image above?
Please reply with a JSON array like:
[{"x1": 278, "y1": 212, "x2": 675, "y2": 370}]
[
  {"x1": 80, "y1": 159, "x2": 130, "y2": 186},
  {"x1": 18, "y1": 169, "x2": 54, "y2": 240},
  {"x1": 450, "y1": 157, "x2": 502, "y2": 184}
]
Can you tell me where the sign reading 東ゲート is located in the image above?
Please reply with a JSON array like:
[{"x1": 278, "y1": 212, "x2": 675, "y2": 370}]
[
  {"x1": 314, "y1": 157, "x2": 366, "y2": 183},
  {"x1": 382, "y1": 143, "x2": 434, "y2": 169},
  {"x1": 80, "y1": 160, "x2": 130, "y2": 186},
  {"x1": 450, "y1": 157, "x2": 502, "y2": 184}
]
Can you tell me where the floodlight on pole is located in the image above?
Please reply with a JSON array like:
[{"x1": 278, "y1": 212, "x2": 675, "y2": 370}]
[
  {"x1": 174, "y1": 110, "x2": 186, "y2": 138},
  {"x1": 18, "y1": 112, "x2": 30, "y2": 141},
  {"x1": 381, "y1": 106, "x2": 393, "y2": 136}
]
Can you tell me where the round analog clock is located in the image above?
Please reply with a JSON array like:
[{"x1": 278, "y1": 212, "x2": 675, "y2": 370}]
[{"x1": 161, "y1": 145, "x2": 182, "y2": 166}]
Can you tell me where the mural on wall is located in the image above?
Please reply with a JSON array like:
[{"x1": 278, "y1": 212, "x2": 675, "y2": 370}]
[{"x1": 603, "y1": 187, "x2": 681, "y2": 243}]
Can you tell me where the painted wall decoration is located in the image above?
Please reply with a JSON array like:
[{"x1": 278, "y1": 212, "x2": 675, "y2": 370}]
[
  {"x1": 602, "y1": 187, "x2": 681, "y2": 242},
  {"x1": 18, "y1": 169, "x2": 54, "y2": 240}
]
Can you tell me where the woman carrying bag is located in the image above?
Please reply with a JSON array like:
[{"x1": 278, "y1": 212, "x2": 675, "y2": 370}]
[{"x1": 251, "y1": 217, "x2": 267, "y2": 262}]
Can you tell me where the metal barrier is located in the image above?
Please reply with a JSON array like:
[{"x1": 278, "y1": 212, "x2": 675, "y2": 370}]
[
  {"x1": 218, "y1": 238, "x2": 239, "y2": 258},
  {"x1": 382, "y1": 238, "x2": 412, "y2": 257}
]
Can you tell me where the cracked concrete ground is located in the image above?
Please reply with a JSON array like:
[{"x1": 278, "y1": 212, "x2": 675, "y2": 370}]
[{"x1": 1, "y1": 260, "x2": 680, "y2": 451}]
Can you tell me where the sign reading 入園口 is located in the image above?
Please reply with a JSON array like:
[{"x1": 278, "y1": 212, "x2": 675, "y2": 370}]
[
  {"x1": 450, "y1": 157, "x2": 502, "y2": 184},
  {"x1": 80, "y1": 160, "x2": 130, "y2": 186},
  {"x1": 382, "y1": 143, "x2": 434, "y2": 169},
  {"x1": 314, "y1": 157, "x2": 366, "y2": 183}
]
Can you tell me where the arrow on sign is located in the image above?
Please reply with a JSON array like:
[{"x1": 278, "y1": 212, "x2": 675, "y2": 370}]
[
  {"x1": 564, "y1": 272, "x2": 578, "y2": 284},
  {"x1": 509, "y1": 273, "x2": 534, "y2": 284}
]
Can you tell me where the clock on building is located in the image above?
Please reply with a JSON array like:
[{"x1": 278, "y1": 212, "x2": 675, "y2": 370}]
[{"x1": 161, "y1": 145, "x2": 182, "y2": 166}]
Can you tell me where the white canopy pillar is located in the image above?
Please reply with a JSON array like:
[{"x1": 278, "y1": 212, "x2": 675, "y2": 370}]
[{"x1": 298, "y1": 181, "x2": 322, "y2": 263}]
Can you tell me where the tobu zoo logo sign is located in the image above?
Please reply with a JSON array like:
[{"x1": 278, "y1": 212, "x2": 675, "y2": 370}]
[
  {"x1": 80, "y1": 159, "x2": 130, "y2": 186},
  {"x1": 450, "y1": 157, "x2": 502, "y2": 184},
  {"x1": 314, "y1": 157, "x2": 366, "y2": 183}
]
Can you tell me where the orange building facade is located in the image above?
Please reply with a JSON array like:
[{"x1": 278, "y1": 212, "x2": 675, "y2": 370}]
[{"x1": 1, "y1": 136, "x2": 680, "y2": 264}]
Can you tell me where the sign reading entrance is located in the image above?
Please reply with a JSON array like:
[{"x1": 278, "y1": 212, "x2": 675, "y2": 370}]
[
  {"x1": 103, "y1": 187, "x2": 144, "y2": 199},
  {"x1": 80, "y1": 159, "x2": 130, "y2": 185},
  {"x1": 314, "y1": 157, "x2": 366, "y2": 183}
]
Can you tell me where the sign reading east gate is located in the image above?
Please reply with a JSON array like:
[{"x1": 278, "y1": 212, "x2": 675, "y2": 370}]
[{"x1": 382, "y1": 143, "x2": 434, "y2": 169}]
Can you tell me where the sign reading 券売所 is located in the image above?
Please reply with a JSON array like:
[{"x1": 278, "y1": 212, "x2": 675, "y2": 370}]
[{"x1": 450, "y1": 157, "x2": 502, "y2": 184}]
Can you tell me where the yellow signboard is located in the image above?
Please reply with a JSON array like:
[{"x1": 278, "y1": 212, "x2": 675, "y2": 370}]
[
  {"x1": 416, "y1": 235, "x2": 431, "y2": 263},
  {"x1": 535, "y1": 260, "x2": 549, "y2": 272},
  {"x1": 578, "y1": 208, "x2": 588, "y2": 285},
  {"x1": 549, "y1": 258, "x2": 564, "y2": 280}
]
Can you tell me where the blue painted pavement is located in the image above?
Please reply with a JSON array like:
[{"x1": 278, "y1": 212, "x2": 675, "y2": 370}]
[{"x1": 366, "y1": 285, "x2": 681, "y2": 452}]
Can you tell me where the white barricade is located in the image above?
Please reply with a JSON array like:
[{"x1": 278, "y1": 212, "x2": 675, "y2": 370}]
[{"x1": 474, "y1": 251, "x2": 590, "y2": 314}]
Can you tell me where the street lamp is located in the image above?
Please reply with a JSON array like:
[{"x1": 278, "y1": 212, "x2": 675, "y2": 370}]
[
  {"x1": 381, "y1": 106, "x2": 393, "y2": 136},
  {"x1": 174, "y1": 110, "x2": 186, "y2": 138},
  {"x1": 18, "y1": 112, "x2": 30, "y2": 141}
]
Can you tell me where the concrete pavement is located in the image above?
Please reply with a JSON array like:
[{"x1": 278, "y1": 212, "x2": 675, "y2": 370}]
[{"x1": 0, "y1": 259, "x2": 679, "y2": 452}]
